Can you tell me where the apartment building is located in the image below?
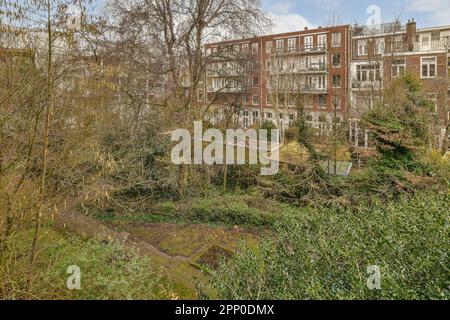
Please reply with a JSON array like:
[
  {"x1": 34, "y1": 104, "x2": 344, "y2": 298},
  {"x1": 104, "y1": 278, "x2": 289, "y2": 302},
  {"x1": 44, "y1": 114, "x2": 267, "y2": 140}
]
[
  {"x1": 205, "y1": 19, "x2": 449, "y2": 149},
  {"x1": 349, "y1": 19, "x2": 449, "y2": 148},
  {"x1": 204, "y1": 25, "x2": 351, "y2": 131}
]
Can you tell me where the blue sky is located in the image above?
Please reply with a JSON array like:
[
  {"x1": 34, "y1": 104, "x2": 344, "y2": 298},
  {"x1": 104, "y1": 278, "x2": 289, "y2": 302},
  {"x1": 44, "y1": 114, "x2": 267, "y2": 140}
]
[
  {"x1": 91, "y1": 1, "x2": 450, "y2": 33},
  {"x1": 263, "y1": 0, "x2": 450, "y2": 33}
]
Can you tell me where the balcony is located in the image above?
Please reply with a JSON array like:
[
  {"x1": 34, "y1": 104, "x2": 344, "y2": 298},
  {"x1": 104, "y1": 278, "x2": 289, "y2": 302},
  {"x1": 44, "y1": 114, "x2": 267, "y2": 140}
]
[
  {"x1": 353, "y1": 22, "x2": 406, "y2": 37},
  {"x1": 269, "y1": 64, "x2": 327, "y2": 75},
  {"x1": 206, "y1": 68, "x2": 244, "y2": 77},
  {"x1": 271, "y1": 44, "x2": 327, "y2": 56},
  {"x1": 352, "y1": 80, "x2": 382, "y2": 90},
  {"x1": 300, "y1": 85, "x2": 327, "y2": 93},
  {"x1": 268, "y1": 85, "x2": 327, "y2": 94},
  {"x1": 413, "y1": 40, "x2": 447, "y2": 52},
  {"x1": 207, "y1": 86, "x2": 243, "y2": 93}
]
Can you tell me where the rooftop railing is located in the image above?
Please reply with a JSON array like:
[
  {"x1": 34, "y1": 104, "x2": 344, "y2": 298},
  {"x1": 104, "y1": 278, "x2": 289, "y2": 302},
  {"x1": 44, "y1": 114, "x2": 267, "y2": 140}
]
[
  {"x1": 271, "y1": 44, "x2": 327, "y2": 55},
  {"x1": 413, "y1": 39, "x2": 447, "y2": 52}
]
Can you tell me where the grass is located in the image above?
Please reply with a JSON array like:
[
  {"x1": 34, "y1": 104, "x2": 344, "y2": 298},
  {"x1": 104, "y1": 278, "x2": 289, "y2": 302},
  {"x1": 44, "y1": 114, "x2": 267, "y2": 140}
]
[
  {"x1": 0, "y1": 223, "x2": 181, "y2": 300},
  {"x1": 91, "y1": 190, "x2": 284, "y2": 230}
]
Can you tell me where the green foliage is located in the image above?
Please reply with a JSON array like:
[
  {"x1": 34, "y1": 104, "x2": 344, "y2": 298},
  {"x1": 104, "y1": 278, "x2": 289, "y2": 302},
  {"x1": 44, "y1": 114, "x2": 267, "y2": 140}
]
[
  {"x1": 362, "y1": 74, "x2": 433, "y2": 165},
  {"x1": 92, "y1": 191, "x2": 281, "y2": 229},
  {"x1": 212, "y1": 192, "x2": 450, "y2": 300},
  {"x1": 0, "y1": 225, "x2": 171, "y2": 299}
]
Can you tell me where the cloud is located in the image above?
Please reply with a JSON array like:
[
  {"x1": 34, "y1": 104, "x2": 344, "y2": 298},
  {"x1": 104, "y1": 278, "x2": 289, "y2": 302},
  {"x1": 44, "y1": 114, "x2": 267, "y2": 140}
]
[
  {"x1": 265, "y1": 0, "x2": 316, "y2": 34},
  {"x1": 268, "y1": 12, "x2": 316, "y2": 34},
  {"x1": 308, "y1": 0, "x2": 340, "y2": 11},
  {"x1": 407, "y1": 0, "x2": 450, "y2": 25}
]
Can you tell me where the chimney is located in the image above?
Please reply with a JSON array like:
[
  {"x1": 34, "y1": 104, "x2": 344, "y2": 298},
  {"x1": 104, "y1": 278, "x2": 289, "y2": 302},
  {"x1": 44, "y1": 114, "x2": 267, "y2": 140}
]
[
  {"x1": 406, "y1": 18, "x2": 417, "y2": 51},
  {"x1": 304, "y1": 27, "x2": 308, "y2": 30}
]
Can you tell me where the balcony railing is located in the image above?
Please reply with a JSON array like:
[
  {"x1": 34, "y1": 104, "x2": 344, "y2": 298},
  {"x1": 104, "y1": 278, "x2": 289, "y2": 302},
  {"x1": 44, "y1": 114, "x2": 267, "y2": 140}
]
[
  {"x1": 352, "y1": 80, "x2": 382, "y2": 89},
  {"x1": 207, "y1": 86, "x2": 243, "y2": 93},
  {"x1": 206, "y1": 68, "x2": 244, "y2": 77},
  {"x1": 269, "y1": 85, "x2": 327, "y2": 93},
  {"x1": 353, "y1": 22, "x2": 406, "y2": 37},
  {"x1": 271, "y1": 44, "x2": 327, "y2": 55},
  {"x1": 269, "y1": 64, "x2": 327, "y2": 74},
  {"x1": 413, "y1": 40, "x2": 447, "y2": 52}
]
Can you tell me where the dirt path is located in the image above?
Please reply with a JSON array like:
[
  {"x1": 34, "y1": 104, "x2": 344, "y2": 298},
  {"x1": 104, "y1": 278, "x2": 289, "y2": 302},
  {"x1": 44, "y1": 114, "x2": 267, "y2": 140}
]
[{"x1": 54, "y1": 205, "x2": 208, "y2": 297}]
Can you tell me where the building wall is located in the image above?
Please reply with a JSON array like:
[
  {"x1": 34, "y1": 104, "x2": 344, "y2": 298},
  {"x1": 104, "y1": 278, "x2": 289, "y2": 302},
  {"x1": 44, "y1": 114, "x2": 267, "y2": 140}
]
[{"x1": 205, "y1": 25, "x2": 351, "y2": 130}]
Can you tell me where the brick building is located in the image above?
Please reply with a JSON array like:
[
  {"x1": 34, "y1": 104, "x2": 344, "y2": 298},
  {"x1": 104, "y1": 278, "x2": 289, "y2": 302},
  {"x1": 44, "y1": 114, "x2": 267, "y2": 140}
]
[
  {"x1": 204, "y1": 25, "x2": 351, "y2": 131},
  {"x1": 205, "y1": 20, "x2": 449, "y2": 149},
  {"x1": 349, "y1": 20, "x2": 449, "y2": 148}
]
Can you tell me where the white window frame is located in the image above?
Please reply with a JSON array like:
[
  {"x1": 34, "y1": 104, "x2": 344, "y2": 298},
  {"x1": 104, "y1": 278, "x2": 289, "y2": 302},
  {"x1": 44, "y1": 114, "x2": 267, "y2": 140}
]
[
  {"x1": 332, "y1": 74, "x2": 341, "y2": 88},
  {"x1": 332, "y1": 33, "x2": 341, "y2": 47},
  {"x1": 265, "y1": 41, "x2": 272, "y2": 54},
  {"x1": 332, "y1": 53, "x2": 341, "y2": 68},
  {"x1": 276, "y1": 39, "x2": 284, "y2": 52},
  {"x1": 304, "y1": 36, "x2": 313, "y2": 51},
  {"x1": 318, "y1": 34, "x2": 327, "y2": 49},
  {"x1": 392, "y1": 59, "x2": 406, "y2": 78},
  {"x1": 421, "y1": 56, "x2": 437, "y2": 79},
  {"x1": 358, "y1": 40, "x2": 368, "y2": 56},
  {"x1": 287, "y1": 37, "x2": 296, "y2": 51},
  {"x1": 375, "y1": 38, "x2": 385, "y2": 54}
]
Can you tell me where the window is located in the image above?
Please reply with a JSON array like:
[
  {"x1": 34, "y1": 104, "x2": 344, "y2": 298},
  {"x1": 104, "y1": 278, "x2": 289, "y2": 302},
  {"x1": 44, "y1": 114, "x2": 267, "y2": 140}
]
[
  {"x1": 252, "y1": 95, "x2": 259, "y2": 105},
  {"x1": 266, "y1": 41, "x2": 272, "y2": 54},
  {"x1": 331, "y1": 33, "x2": 341, "y2": 47},
  {"x1": 252, "y1": 76, "x2": 259, "y2": 87},
  {"x1": 375, "y1": 38, "x2": 385, "y2": 54},
  {"x1": 427, "y1": 94, "x2": 437, "y2": 113},
  {"x1": 242, "y1": 43, "x2": 249, "y2": 52},
  {"x1": 356, "y1": 64, "x2": 381, "y2": 82},
  {"x1": 358, "y1": 40, "x2": 368, "y2": 56},
  {"x1": 332, "y1": 53, "x2": 341, "y2": 67},
  {"x1": 266, "y1": 94, "x2": 273, "y2": 105},
  {"x1": 421, "y1": 57, "x2": 436, "y2": 78},
  {"x1": 318, "y1": 114, "x2": 327, "y2": 122},
  {"x1": 318, "y1": 34, "x2": 327, "y2": 49},
  {"x1": 333, "y1": 95, "x2": 341, "y2": 109},
  {"x1": 392, "y1": 59, "x2": 406, "y2": 78},
  {"x1": 306, "y1": 115, "x2": 313, "y2": 122},
  {"x1": 318, "y1": 76, "x2": 326, "y2": 89},
  {"x1": 252, "y1": 43, "x2": 259, "y2": 54},
  {"x1": 288, "y1": 38, "x2": 296, "y2": 50},
  {"x1": 318, "y1": 95, "x2": 327, "y2": 108},
  {"x1": 304, "y1": 36, "x2": 313, "y2": 51},
  {"x1": 332, "y1": 74, "x2": 341, "y2": 88},
  {"x1": 243, "y1": 111, "x2": 249, "y2": 117},
  {"x1": 305, "y1": 96, "x2": 312, "y2": 108},
  {"x1": 266, "y1": 112, "x2": 273, "y2": 119},
  {"x1": 279, "y1": 113, "x2": 284, "y2": 119},
  {"x1": 422, "y1": 36, "x2": 430, "y2": 47},
  {"x1": 252, "y1": 111, "x2": 259, "y2": 118},
  {"x1": 276, "y1": 39, "x2": 284, "y2": 52}
]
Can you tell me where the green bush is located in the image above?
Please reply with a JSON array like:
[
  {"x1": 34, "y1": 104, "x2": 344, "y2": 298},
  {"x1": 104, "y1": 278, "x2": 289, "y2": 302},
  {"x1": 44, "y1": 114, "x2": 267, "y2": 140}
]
[
  {"x1": 0, "y1": 226, "x2": 171, "y2": 299},
  {"x1": 212, "y1": 192, "x2": 450, "y2": 300}
]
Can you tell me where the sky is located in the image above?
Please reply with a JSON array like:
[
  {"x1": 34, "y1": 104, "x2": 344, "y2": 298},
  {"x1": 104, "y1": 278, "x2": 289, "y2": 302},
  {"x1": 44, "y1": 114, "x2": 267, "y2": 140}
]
[
  {"x1": 263, "y1": 0, "x2": 450, "y2": 33},
  {"x1": 90, "y1": 0, "x2": 450, "y2": 34}
]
